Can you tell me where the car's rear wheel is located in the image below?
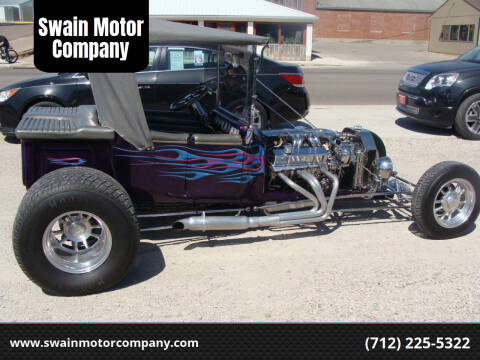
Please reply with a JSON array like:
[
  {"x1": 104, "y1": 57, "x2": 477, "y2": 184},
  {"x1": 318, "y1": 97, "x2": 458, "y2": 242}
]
[
  {"x1": 412, "y1": 161, "x2": 480, "y2": 239},
  {"x1": 225, "y1": 99, "x2": 268, "y2": 129},
  {"x1": 454, "y1": 94, "x2": 480, "y2": 140},
  {"x1": 13, "y1": 167, "x2": 139, "y2": 296}
]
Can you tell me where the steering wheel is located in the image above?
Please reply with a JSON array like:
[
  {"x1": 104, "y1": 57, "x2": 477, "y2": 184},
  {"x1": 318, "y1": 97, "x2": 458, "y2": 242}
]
[{"x1": 169, "y1": 85, "x2": 213, "y2": 111}]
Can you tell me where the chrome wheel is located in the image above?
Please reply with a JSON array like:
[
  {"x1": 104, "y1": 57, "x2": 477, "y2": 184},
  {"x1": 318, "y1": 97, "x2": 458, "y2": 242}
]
[
  {"x1": 42, "y1": 211, "x2": 112, "y2": 274},
  {"x1": 465, "y1": 101, "x2": 480, "y2": 135},
  {"x1": 433, "y1": 179, "x2": 476, "y2": 229}
]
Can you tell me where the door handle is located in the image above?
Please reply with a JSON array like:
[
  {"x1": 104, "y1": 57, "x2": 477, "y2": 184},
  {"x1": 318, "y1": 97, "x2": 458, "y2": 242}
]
[{"x1": 138, "y1": 85, "x2": 151, "y2": 89}]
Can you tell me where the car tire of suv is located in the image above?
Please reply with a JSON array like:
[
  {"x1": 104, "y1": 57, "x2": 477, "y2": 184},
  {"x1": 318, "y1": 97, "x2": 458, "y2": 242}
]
[
  {"x1": 454, "y1": 94, "x2": 480, "y2": 140},
  {"x1": 225, "y1": 99, "x2": 268, "y2": 129},
  {"x1": 412, "y1": 161, "x2": 480, "y2": 239},
  {"x1": 13, "y1": 167, "x2": 139, "y2": 296}
]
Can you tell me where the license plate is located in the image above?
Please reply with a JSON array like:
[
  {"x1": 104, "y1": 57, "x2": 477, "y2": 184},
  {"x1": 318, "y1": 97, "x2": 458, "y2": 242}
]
[{"x1": 398, "y1": 93, "x2": 406, "y2": 105}]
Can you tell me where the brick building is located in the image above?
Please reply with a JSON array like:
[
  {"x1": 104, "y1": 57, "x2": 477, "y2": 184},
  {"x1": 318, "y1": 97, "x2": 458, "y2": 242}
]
[{"x1": 282, "y1": 0, "x2": 447, "y2": 41}]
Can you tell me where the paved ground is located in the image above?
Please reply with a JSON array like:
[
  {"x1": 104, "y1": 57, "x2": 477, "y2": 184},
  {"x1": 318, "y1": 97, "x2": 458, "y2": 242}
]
[{"x1": 0, "y1": 105, "x2": 479, "y2": 322}]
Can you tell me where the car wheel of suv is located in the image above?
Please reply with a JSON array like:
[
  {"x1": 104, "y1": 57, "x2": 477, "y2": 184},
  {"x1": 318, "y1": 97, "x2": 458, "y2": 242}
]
[
  {"x1": 412, "y1": 161, "x2": 480, "y2": 239},
  {"x1": 454, "y1": 94, "x2": 480, "y2": 140},
  {"x1": 225, "y1": 99, "x2": 268, "y2": 129},
  {"x1": 13, "y1": 167, "x2": 139, "y2": 296}
]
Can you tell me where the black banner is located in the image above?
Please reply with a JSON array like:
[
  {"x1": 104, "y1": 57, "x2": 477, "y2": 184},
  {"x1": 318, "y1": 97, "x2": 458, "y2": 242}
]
[
  {"x1": 1, "y1": 324, "x2": 480, "y2": 359},
  {"x1": 34, "y1": 0, "x2": 149, "y2": 72}
]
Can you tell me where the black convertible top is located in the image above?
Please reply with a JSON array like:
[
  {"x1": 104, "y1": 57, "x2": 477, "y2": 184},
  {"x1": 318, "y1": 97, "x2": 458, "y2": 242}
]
[
  {"x1": 88, "y1": 20, "x2": 267, "y2": 150},
  {"x1": 149, "y1": 19, "x2": 268, "y2": 45}
]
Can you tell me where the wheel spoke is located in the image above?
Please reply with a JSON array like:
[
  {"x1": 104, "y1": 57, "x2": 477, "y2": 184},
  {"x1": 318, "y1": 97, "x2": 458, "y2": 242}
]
[
  {"x1": 42, "y1": 210, "x2": 112, "y2": 274},
  {"x1": 471, "y1": 102, "x2": 480, "y2": 115},
  {"x1": 471, "y1": 122, "x2": 480, "y2": 134},
  {"x1": 466, "y1": 114, "x2": 478, "y2": 122}
]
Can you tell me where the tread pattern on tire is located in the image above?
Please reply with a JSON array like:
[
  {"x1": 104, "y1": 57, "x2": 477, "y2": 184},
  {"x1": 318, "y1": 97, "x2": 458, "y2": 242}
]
[
  {"x1": 413, "y1": 161, "x2": 469, "y2": 238},
  {"x1": 13, "y1": 167, "x2": 139, "y2": 292}
]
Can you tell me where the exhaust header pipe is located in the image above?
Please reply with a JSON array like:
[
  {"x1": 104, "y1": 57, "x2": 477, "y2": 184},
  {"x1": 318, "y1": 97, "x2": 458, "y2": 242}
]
[{"x1": 173, "y1": 169, "x2": 339, "y2": 232}]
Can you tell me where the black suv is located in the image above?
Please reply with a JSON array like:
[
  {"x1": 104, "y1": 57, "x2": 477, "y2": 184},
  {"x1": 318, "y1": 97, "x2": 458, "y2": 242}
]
[
  {"x1": 397, "y1": 46, "x2": 480, "y2": 140},
  {"x1": 0, "y1": 45, "x2": 309, "y2": 136}
]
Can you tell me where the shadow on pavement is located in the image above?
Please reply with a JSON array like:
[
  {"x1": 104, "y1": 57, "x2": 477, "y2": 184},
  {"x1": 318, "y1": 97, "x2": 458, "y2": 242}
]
[
  {"x1": 408, "y1": 222, "x2": 476, "y2": 240},
  {"x1": 395, "y1": 117, "x2": 454, "y2": 137},
  {"x1": 112, "y1": 242, "x2": 165, "y2": 291}
]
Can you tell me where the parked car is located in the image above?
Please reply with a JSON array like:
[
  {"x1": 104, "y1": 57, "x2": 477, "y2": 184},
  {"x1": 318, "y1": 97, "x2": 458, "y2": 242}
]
[
  {"x1": 397, "y1": 46, "x2": 480, "y2": 140},
  {"x1": 12, "y1": 20, "x2": 480, "y2": 296},
  {"x1": 0, "y1": 45, "x2": 309, "y2": 136}
]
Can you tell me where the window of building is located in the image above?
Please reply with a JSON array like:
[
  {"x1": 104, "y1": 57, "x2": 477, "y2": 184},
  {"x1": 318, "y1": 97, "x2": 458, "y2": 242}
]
[
  {"x1": 439, "y1": 24, "x2": 475, "y2": 42},
  {"x1": 439, "y1": 25, "x2": 450, "y2": 41},
  {"x1": 459, "y1": 25, "x2": 469, "y2": 41},
  {"x1": 256, "y1": 23, "x2": 279, "y2": 43},
  {"x1": 235, "y1": 23, "x2": 247, "y2": 33},
  {"x1": 281, "y1": 24, "x2": 304, "y2": 44},
  {"x1": 450, "y1": 25, "x2": 459, "y2": 40},
  {"x1": 469, "y1": 24, "x2": 475, "y2": 42}
]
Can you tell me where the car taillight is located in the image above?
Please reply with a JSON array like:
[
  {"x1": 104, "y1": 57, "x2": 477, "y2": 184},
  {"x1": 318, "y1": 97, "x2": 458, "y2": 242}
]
[{"x1": 280, "y1": 73, "x2": 304, "y2": 87}]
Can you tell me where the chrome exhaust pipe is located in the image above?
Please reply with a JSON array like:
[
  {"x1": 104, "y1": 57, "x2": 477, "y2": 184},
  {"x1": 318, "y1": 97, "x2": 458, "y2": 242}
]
[{"x1": 174, "y1": 169, "x2": 339, "y2": 232}]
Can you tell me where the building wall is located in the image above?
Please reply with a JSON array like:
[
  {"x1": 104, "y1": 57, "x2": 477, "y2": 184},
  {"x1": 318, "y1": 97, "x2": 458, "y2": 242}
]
[
  {"x1": 428, "y1": 0, "x2": 479, "y2": 54},
  {"x1": 301, "y1": 1, "x2": 431, "y2": 40}
]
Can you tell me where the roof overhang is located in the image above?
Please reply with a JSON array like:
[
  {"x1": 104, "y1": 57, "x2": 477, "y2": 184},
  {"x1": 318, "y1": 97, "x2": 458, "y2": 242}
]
[
  {"x1": 149, "y1": 19, "x2": 268, "y2": 45},
  {"x1": 152, "y1": 15, "x2": 317, "y2": 23}
]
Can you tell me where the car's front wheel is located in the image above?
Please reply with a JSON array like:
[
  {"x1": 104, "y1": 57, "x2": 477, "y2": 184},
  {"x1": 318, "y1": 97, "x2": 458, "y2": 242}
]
[
  {"x1": 13, "y1": 167, "x2": 139, "y2": 296},
  {"x1": 454, "y1": 94, "x2": 480, "y2": 140},
  {"x1": 412, "y1": 161, "x2": 480, "y2": 239}
]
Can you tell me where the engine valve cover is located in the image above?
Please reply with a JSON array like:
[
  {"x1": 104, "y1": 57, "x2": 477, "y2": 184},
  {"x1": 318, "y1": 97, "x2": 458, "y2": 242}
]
[{"x1": 272, "y1": 146, "x2": 328, "y2": 171}]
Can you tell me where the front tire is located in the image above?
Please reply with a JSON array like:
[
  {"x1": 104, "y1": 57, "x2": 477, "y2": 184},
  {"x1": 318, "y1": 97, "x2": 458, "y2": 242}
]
[
  {"x1": 412, "y1": 161, "x2": 480, "y2": 239},
  {"x1": 13, "y1": 167, "x2": 139, "y2": 296},
  {"x1": 454, "y1": 94, "x2": 480, "y2": 140}
]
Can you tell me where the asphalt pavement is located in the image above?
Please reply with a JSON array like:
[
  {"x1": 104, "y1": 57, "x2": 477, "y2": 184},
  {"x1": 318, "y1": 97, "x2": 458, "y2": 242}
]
[{"x1": 0, "y1": 67, "x2": 404, "y2": 105}]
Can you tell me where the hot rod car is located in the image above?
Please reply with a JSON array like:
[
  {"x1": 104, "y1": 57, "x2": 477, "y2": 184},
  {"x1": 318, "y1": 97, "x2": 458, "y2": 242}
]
[{"x1": 12, "y1": 21, "x2": 480, "y2": 296}]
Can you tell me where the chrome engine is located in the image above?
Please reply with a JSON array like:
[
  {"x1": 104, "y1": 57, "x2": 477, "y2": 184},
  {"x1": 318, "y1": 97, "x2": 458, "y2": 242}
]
[{"x1": 265, "y1": 126, "x2": 386, "y2": 192}]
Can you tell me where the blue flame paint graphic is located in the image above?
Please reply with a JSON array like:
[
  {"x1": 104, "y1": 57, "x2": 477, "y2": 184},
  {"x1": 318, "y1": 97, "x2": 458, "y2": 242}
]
[
  {"x1": 114, "y1": 145, "x2": 264, "y2": 184},
  {"x1": 48, "y1": 157, "x2": 87, "y2": 166}
]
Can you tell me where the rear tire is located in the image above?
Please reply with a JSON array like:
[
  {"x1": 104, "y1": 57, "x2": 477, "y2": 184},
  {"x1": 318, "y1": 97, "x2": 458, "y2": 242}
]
[
  {"x1": 454, "y1": 94, "x2": 480, "y2": 140},
  {"x1": 13, "y1": 167, "x2": 139, "y2": 296},
  {"x1": 225, "y1": 99, "x2": 268, "y2": 129},
  {"x1": 412, "y1": 161, "x2": 480, "y2": 239}
]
